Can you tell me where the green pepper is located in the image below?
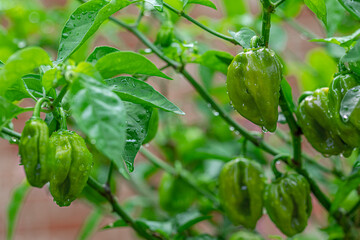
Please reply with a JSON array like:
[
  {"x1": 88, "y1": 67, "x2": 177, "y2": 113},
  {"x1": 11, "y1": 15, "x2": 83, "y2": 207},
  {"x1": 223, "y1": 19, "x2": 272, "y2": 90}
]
[
  {"x1": 218, "y1": 158, "x2": 266, "y2": 229},
  {"x1": 49, "y1": 130, "x2": 93, "y2": 207},
  {"x1": 19, "y1": 118, "x2": 54, "y2": 188},
  {"x1": 155, "y1": 21, "x2": 174, "y2": 48},
  {"x1": 158, "y1": 172, "x2": 196, "y2": 214},
  {"x1": 328, "y1": 73, "x2": 360, "y2": 147},
  {"x1": 226, "y1": 47, "x2": 282, "y2": 132},
  {"x1": 264, "y1": 173, "x2": 312, "y2": 237},
  {"x1": 297, "y1": 88, "x2": 352, "y2": 156}
]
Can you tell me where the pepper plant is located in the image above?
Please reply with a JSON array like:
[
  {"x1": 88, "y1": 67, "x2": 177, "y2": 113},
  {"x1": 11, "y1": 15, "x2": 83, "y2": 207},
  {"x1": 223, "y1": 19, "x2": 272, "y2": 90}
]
[{"x1": 1, "y1": 0, "x2": 360, "y2": 239}]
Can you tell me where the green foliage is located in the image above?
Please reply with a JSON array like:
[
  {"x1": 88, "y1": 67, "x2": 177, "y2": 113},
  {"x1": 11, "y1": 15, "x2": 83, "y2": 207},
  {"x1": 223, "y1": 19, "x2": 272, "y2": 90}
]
[{"x1": 1, "y1": 0, "x2": 360, "y2": 239}]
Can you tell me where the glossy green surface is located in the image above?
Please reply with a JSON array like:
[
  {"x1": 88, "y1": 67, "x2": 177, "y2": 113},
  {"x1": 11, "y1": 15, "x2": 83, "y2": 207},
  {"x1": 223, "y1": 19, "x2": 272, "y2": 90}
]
[
  {"x1": 218, "y1": 158, "x2": 265, "y2": 229},
  {"x1": 264, "y1": 174, "x2": 312, "y2": 237},
  {"x1": 143, "y1": 108, "x2": 159, "y2": 144},
  {"x1": 226, "y1": 48, "x2": 282, "y2": 132},
  {"x1": 19, "y1": 119, "x2": 54, "y2": 188},
  {"x1": 49, "y1": 130, "x2": 93, "y2": 207},
  {"x1": 328, "y1": 73, "x2": 360, "y2": 147},
  {"x1": 297, "y1": 88, "x2": 351, "y2": 156}
]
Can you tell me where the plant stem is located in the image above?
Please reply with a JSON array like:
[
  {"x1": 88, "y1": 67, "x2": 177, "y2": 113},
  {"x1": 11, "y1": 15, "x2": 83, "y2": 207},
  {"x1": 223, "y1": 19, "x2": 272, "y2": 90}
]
[
  {"x1": 33, "y1": 98, "x2": 51, "y2": 118},
  {"x1": 52, "y1": 85, "x2": 69, "y2": 109},
  {"x1": 87, "y1": 177, "x2": 157, "y2": 240},
  {"x1": 260, "y1": 0, "x2": 273, "y2": 47},
  {"x1": 139, "y1": 147, "x2": 221, "y2": 208},
  {"x1": 1, "y1": 128, "x2": 21, "y2": 139},
  {"x1": 273, "y1": 0, "x2": 286, "y2": 8},
  {"x1": 163, "y1": 3, "x2": 238, "y2": 45},
  {"x1": 279, "y1": 88, "x2": 302, "y2": 167},
  {"x1": 106, "y1": 162, "x2": 114, "y2": 190}
]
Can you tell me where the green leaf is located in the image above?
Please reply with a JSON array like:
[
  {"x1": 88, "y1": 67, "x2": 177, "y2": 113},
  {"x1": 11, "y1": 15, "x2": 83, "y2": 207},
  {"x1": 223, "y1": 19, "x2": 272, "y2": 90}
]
[
  {"x1": 304, "y1": 0, "x2": 327, "y2": 26},
  {"x1": 95, "y1": 51, "x2": 172, "y2": 79},
  {"x1": 70, "y1": 74, "x2": 129, "y2": 178},
  {"x1": 195, "y1": 50, "x2": 233, "y2": 75},
  {"x1": 136, "y1": 219, "x2": 174, "y2": 239},
  {"x1": 103, "y1": 219, "x2": 128, "y2": 229},
  {"x1": 339, "y1": 86, "x2": 360, "y2": 122},
  {"x1": 229, "y1": 28, "x2": 257, "y2": 49},
  {"x1": 24, "y1": 74, "x2": 56, "y2": 99},
  {"x1": 325, "y1": 0, "x2": 345, "y2": 36},
  {"x1": 175, "y1": 211, "x2": 211, "y2": 233},
  {"x1": 0, "y1": 97, "x2": 26, "y2": 129},
  {"x1": 77, "y1": 208, "x2": 103, "y2": 240},
  {"x1": 330, "y1": 166, "x2": 360, "y2": 213},
  {"x1": 343, "y1": 41, "x2": 360, "y2": 62},
  {"x1": 6, "y1": 180, "x2": 30, "y2": 240},
  {"x1": 338, "y1": 0, "x2": 360, "y2": 20},
  {"x1": 183, "y1": 0, "x2": 217, "y2": 10},
  {"x1": 0, "y1": 47, "x2": 52, "y2": 97},
  {"x1": 105, "y1": 77, "x2": 184, "y2": 114},
  {"x1": 86, "y1": 46, "x2": 119, "y2": 64},
  {"x1": 42, "y1": 68, "x2": 65, "y2": 92},
  {"x1": 311, "y1": 28, "x2": 360, "y2": 48},
  {"x1": 146, "y1": 0, "x2": 164, "y2": 11},
  {"x1": 281, "y1": 78, "x2": 296, "y2": 113},
  {"x1": 123, "y1": 102, "x2": 152, "y2": 172},
  {"x1": 57, "y1": 0, "x2": 132, "y2": 62}
]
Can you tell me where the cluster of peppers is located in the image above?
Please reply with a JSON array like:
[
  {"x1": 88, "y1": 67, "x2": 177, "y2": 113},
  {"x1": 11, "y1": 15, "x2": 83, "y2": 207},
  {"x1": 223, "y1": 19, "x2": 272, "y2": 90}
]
[
  {"x1": 219, "y1": 158, "x2": 312, "y2": 237},
  {"x1": 19, "y1": 99, "x2": 93, "y2": 207},
  {"x1": 297, "y1": 72, "x2": 360, "y2": 157},
  {"x1": 227, "y1": 40, "x2": 360, "y2": 156}
]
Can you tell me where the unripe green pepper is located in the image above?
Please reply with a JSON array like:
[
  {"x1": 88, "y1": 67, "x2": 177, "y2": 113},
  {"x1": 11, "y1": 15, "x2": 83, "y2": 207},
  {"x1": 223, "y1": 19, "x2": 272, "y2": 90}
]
[
  {"x1": 264, "y1": 173, "x2": 312, "y2": 237},
  {"x1": 19, "y1": 98, "x2": 54, "y2": 188},
  {"x1": 19, "y1": 118, "x2": 54, "y2": 188},
  {"x1": 328, "y1": 73, "x2": 360, "y2": 147},
  {"x1": 226, "y1": 47, "x2": 282, "y2": 132},
  {"x1": 218, "y1": 158, "x2": 266, "y2": 229},
  {"x1": 158, "y1": 172, "x2": 196, "y2": 214},
  {"x1": 49, "y1": 130, "x2": 93, "y2": 207},
  {"x1": 297, "y1": 88, "x2": 352, "y2": 156},
  {"x1": 155, "y1": 22, "x2": 174, "y2": 48}
]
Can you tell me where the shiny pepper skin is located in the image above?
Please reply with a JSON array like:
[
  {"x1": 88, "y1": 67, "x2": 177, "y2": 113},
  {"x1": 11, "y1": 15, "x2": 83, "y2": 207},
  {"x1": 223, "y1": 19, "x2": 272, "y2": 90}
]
[
  {"x1": 328, "y1": 73, "x2": 360, "y2": 147},
  {"x1": 264, "y1": 174, "x2": 312, "y2": 237},
  {"x1": 297, "y1": 88, "x2": 352, "y2": 157},
  {"x1": 226, "y1": 48, "x2": 282, "y2": 132},
  {"x1": 49, "y1": 130, "x2": 93, "y2": 207},
  {"x1": 218, "y1": 158, "x2": 266, "y2": 229},
  {"x1": 19, "y1": 118, "x2": 54, "y2": 188},
  {"x1": 158, "y1": 172, "x2": 196, "y2": 214}
]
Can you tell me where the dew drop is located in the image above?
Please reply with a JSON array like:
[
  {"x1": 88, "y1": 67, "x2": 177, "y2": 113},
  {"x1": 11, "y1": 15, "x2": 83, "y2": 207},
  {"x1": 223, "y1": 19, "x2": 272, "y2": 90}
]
[
  {"x1": 261, "y1": 126, "x2": 268, "y2": 133},
  {"x1": 62, "y1": 33, "x2": 69, "y2": 39}
]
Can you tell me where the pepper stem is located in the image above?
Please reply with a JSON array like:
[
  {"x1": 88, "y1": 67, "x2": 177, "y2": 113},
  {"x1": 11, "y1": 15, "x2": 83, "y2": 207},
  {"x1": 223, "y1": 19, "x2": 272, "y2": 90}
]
[
  {"x1": 271, "y1": 154, "x2": 291, "y2": 179},
  {"x1": 59, "y1": 108, "x2": 67, "y2": 130},
  {"x1": 32, "y1": 98, "x2": 51, "y2": 119},
  {"x1": 250, "y1": 36, "x2": 261, "y2": 48}
]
